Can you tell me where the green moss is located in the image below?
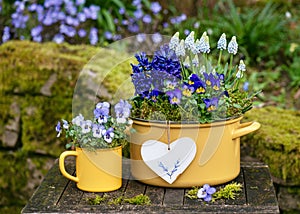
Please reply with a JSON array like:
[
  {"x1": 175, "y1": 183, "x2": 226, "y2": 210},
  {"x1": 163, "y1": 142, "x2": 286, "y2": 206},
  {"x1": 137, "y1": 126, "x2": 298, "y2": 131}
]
[
  {"x1": 212, "y1": 182, "x2": 243, "y2": 201},
  {"x1": 123, "y1": 194, "x2": 151, "y2": 205},
  {"x1": 0, "y1": 41, "x2": 99, "y2": 95},
  {"x1": 242, "y1": 106, "x2": 300, "y2": 184},
  {"x1": 87, "y1": 193, "x2": 151, "y2": 206},
  {"x1": 87, "y1": 194, "x2": 109, "y2": 205}
]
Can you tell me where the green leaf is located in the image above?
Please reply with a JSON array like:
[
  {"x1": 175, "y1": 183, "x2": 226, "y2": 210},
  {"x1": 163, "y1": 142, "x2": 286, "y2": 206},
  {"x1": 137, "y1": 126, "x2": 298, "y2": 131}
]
[
  {"x1": 233, "y1": 103, "x2": 242, "y2": 109},
  {"x1": 102, "y1": 9, "x2": 116, "y2": 33},
  {"x1": 111, "y1": 0, "x2": 125, "y2": 8}
]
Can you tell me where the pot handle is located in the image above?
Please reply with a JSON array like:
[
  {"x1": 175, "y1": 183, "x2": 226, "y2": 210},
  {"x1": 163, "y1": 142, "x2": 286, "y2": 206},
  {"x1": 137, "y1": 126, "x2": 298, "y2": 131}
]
[
  {"x1": 232, "y1": 121, "x2": 261, "y2": 139},
  {"x1": 59, "y1": 151, "x2": 79, "y2": 183}
]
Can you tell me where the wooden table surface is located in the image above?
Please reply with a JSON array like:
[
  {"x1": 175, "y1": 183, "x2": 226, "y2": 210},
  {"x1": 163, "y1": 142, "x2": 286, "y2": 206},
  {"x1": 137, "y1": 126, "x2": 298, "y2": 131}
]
[{"x1": 22, "y1": 159, "x2": 279, "y2": 213}]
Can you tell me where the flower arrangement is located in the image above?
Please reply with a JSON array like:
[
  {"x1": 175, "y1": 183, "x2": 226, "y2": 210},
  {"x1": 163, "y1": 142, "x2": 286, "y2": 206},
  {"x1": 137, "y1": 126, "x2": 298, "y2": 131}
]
[
  {"x1": 55, "y1": 100, "x2": 132, "y2": 150},
  {"x1": 130, "y1": 31, "x2": 257, "y2": 123}
]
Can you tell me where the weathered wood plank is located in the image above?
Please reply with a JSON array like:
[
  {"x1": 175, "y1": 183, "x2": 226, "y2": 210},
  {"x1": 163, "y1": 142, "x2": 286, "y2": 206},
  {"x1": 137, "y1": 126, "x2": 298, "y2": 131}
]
[
  {"x1": 243, "y1": 165, "x2": 279, "y2": 208},
  {"x1": 144, "y1": 185, "x2": 164, "y2": 205},
  {"x1": 163, "y1": 188, "x2": 185, "y2": 206},
  {"x1": 124, "y1": 178, "x2": 146, "y2": 198},
  {"x1": 57, "y1": 178, "x2": 84, "y2": 206},
  {"x1": 22, "y1": 160, "x2": 280, "y2": 214},
  {"x1": 22, "y1": 159, "x2": 75, "y2": 213}
]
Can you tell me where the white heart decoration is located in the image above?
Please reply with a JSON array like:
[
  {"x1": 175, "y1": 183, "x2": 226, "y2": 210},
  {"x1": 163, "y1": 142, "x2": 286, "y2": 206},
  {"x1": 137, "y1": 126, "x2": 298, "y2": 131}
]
[{"x1": 141, "y1": 137, "x2": 196, "y2": 184}]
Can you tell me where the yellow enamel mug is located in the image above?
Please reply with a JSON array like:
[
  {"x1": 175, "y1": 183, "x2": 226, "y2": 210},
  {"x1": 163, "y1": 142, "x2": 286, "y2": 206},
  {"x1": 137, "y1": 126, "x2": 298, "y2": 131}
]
[{"x1": 59, "y1": 146, "x2": 122, "y2": 192}]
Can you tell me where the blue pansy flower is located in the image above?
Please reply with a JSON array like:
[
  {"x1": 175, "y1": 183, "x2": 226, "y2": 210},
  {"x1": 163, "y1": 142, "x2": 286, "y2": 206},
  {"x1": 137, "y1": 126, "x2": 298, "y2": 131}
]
[
  {"x1": 166, "y1": 88, "x2": 182, "y2": 105},
  {"x1": 114, "y1": 100, "x2": 132, "y2": 123},
  {"x1": 55, "y1": 121, "x2": 62, "y2": 137},
  {"x1": 94, "y1": 102, "x2": 110, "y2": 123},
  {"x1": 102, "y1": 127, "x2": 114, "y2": 143},
  {"x1": 197, "y1": 184, "x2": 216, "y2": 202},
  {"x1": 203, "y1": 97, "x2": 219, "y2": 112}
]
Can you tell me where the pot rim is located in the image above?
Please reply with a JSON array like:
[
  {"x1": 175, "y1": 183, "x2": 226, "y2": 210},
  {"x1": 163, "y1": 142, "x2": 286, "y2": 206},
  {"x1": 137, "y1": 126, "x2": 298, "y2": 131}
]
[
  {"x1": 75, "y1": 146, "x2": 122, "y2": 152},
  {"x1": 131, "y1": 115, "x2": 243, "y2": 128}
]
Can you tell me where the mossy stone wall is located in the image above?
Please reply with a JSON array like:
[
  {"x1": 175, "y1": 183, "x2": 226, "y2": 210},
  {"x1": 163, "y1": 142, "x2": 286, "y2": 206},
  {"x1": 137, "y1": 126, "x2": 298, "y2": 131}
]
[
  {"x1": 242, "y1": 106, "x2": 300, "y2": 212},
  {"x1": 0, "y1": 41, "x2": 135, "y2": 213}
]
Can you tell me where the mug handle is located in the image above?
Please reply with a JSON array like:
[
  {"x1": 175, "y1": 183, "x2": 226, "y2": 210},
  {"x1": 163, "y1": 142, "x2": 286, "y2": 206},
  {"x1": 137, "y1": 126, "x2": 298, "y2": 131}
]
[
  {"x1": 59, "y1": 151, "x2": 79, "y2": 183},
  {"x1": 232, "y1": 121, "x2": 261, "y2": 139}
]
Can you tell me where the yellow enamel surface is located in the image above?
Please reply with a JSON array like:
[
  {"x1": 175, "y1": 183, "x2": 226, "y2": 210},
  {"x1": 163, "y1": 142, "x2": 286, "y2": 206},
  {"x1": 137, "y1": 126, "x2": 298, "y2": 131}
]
[
  {"x1": 59, "y1": 146, "x2": 122, "y2": 192},
  {"x1": 130, "y1": 117, "x2": 260, "y2": 187}
]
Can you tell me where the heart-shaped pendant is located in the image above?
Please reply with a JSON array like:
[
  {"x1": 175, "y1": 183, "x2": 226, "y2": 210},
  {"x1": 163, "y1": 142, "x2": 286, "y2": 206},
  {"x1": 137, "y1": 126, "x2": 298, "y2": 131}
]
[{"x1": 141, "y1": 137, "x2": 196, "y2": 184}]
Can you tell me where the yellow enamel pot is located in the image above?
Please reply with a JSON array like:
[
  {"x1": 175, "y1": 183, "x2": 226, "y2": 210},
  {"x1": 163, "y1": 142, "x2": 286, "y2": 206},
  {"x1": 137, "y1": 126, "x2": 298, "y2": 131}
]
[
  {"x1": 130, "y1": 117, "x2": 260, "y2": 187},
  {"x1": 59, "y1": 146, "x2": 122, "y2": 192}
]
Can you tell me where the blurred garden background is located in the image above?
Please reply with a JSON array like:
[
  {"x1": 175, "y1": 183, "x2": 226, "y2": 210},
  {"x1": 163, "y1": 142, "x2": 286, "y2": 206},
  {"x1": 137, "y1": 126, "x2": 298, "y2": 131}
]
[{"x1": 0, "y1": 0, "x2": 299, "y2": 213}]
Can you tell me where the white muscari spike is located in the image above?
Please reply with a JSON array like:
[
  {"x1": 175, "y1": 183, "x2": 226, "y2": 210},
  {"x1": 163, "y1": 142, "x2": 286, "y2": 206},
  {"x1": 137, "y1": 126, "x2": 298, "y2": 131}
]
[
  {"x1": 191, "y1": 39, "x2": 201, "y2": 54},
  {"x1": 192, "y1": 55, "x2": 199, "y2": 66},
  {"x1": 217, "y1": 33, "x2": 227, "y2": 50},
  {"x1": 183, "y1": 56, "x2": 190, "y2": 67},
  {"x1": 199, "y1": 65, "x2": 206, "y2": 74},
  {"x1": 199, "y1": 31, "x2": 210, "y2": 53},
  {"x1": 238, "y1": 60, "x2": 246, "y2": 71},
  {"x1": 236, "y1": 70, "x2": 243, "y2": 79},
  {"x1": 184, "y1": 31, "x2": 195, "y2": 50},
  {"x1": 169, "y1": 32, "x2": 180, "y2": 51},
  {"x1": 175, "y1": 39, "x2": 186, "y2": 57},
  {"x1": 228, "y1": 36, "x2": 238, "y2": 55}
]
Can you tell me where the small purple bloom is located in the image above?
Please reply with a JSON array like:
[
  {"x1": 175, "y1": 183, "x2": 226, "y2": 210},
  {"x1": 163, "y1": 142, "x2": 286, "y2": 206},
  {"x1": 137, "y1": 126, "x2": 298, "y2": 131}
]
[
  {"x1": 132, "y1": 0, "x2": 141, "y2": 7},
  {"x1": 78, "y1": 29, "x2": 86, "y2": 37},
  {"x1": 243, "y1": 81, "x2": 249, "y2": 91},
  {"x1": 166, "y1": 88, "x2": 182, "y2": 105},
  {"x1": 119, "y1": 7, "x2": 125, "y2": 15},
  {"x1": 89, "y1": 27, "x2": 98, "y2": 45},
  {"x1": 163, "y1": 22, "x2": 169, "y2": 28},
  {"x1": 60, "y1": 24, "x2": 76, "y2": 37},
  {"x1": 142, "y1": 14, "x2": 152, "y2": 24},
  {"x1": 104, "y1": 31, "x2": 113, "y2": 40},
  {"x1": 76, "y1": 0, "x2": 85, "y2": 6},
  {"x1": 65, "y1": 1, "x2": 77, "y2": 15},
  {"x1": 133, "y1": 9, "x2": 143, "y2": 19},
  {"x1": 136, "y1": 33, "x2": 146, "y2": 43},
  {"x1": 77, "y1": 12, "x2": 86, "y2": 22},
  {"x1": 53, "y1": 33, "x2": 64, "y2": 44},
  {"x1": 152, "y1": 33, "x2": 162, "y2": 44},
  {"x1": 31, "y1": 25, "x2": 43, "y2": 37},
  {"x1": 197, "y1": 184, "x2": 216, "y2": 202},
  {"x1": 2, "y1": 26, "x2": 10, "y2": 43},
  {"x1": 128, "y1": 23, "x2": 139, "y2": 33},
  {"x1": 84, "y1": 5, "x2": 100, "y2": 20},
  {"x1": 184, "y1": 29, "x2": 190, "y2": 35},
  {"x1": 33, "y1": 35, "x2": 42, "y2": 42},
  {"x1": 150, "y1": 2, "x2": 162, "y2": 14}
]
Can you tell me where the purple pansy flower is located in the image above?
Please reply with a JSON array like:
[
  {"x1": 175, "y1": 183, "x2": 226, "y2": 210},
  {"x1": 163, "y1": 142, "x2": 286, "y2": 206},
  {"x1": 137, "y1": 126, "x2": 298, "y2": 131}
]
[
  {"x1": 114, "y1": 100, "x2": 132, "y2": 123},
  {"x1": 55, "y1": 121, "x2": 62, "y2": 137},
  {"x1": 203, "y1": 97, "x2": 219, "y2": 112},
  {"x1": 166, "y1": 88, "x2": 182, "y2": 105},
  {"x1": 102, "y1": 127, "x2": 114, "y2": 143},
  {"x1": 197, "y1": 184, "x2": 216, "y2": 202},
  {"x1": 92, "y1": 124, "x2": 104, "y2": 138},
  {"x1": 72, "y1": 114, "x2": 84, "y2": 126},
  {"x1": 81, "y1": 120, "x2": 92, "y2": 134},
  {"x1": 94, "y1": 102, "x2": 110, "y2": 123}
]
